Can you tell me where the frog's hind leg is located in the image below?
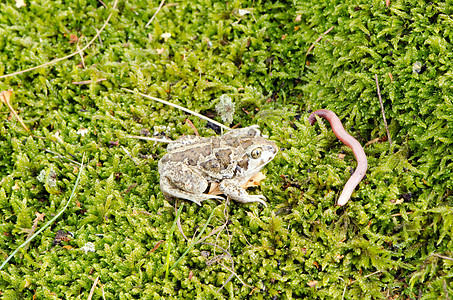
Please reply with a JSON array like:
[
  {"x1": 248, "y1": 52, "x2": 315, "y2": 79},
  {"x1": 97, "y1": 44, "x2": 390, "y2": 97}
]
[
  {"x1": 219, "y1": 179, "x2": 267, "y2": 207},
  {"x1": 159, "y1": 165, "x2": 224, "y2": 205}
]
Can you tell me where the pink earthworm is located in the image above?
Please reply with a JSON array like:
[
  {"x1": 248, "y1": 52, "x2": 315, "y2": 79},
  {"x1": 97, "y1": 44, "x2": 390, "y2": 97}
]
[{"x1": 308, "y1": 109, "x2": 367, "y2": 206}]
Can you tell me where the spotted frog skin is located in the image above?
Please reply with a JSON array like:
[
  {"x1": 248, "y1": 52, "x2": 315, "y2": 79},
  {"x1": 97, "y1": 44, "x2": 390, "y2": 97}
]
[{"x1": 158, "y1": 126, "x2": 278, "y2": 206}]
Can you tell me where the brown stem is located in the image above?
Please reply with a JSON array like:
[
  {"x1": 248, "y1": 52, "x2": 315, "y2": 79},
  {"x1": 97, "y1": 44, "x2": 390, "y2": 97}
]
[{"x1": 309, "y1": 109, "x2": 367, "y2": 205}]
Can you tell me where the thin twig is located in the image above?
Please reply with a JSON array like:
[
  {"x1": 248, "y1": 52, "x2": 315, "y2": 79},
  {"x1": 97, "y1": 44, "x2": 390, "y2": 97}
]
[
  {"x1": 375, "y1": 74, "x2": 392, "y2": 145},
  {"x1": 0, "y1": 0, "x2": 119, "y2": 79},
  {"x1": 122, "y1": 88, "x2": 230, "y2": 130},
  {"x1": 348, "y1": 270, "x2": 382, "y2": 285},
  {"x1": 145, "y1": 0, "x2": 165, "y2": 27},
  {"x1": 306, "y1": 26, "x2": 334, "y2": 54},
  {"x1": 72, "y1": 78, "x2": 106, "y2": 85}
]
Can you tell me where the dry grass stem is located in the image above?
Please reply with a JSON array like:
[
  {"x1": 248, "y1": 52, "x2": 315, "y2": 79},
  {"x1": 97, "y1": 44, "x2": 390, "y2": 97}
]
[
  {"x1": 145, "y1": 0, "x2": 165, "y2": 27},
  {"x1": 202, "y1": 241, "x2": 253, "y2": 291},
  {"x1": 307, "y1": 26, "x2": 334, "y2": 54},
  {"x1": 0, "y1": 90, "x2": 29, "y2": 131},
  {"x1": 95, "y1": 28, "x2": 103, "y2": 47},
  {"x1": 390, "y1": 211, "x2": 413, "y2": 217},
  {"x1": 348, "y1": 270, "x2": 382, "y2": 286},
  {"x1": 432, "y1": 253, "x2": 453, "y2": 261},
  {"x1": 375, "y1": 74, "x2": 392, "y2": 145},
  {"x1": 364, "y1": 137, "x2": 381, "y2": 147},
  {"x1": 98, "y1": 0, "x2": 107, "y2": 8},
  {"x1": 126, "y1": 135, "x2": 172, "y2": 143},
  {"x1": 121, "y1": 146, "x2": 139, "y2": 165},
  {"x1": 0, "y1": 0, "x2": 119, "y2": 79},
  {"x1": 44, "y1": 149, "x2": 82, "y2": 166},
  {"x1": 77, "y1": 42, "x2": 86, "y2": 68},
  {"x1": 175, "y1": 200, "x2": 189, "y2": 241},
  {"x1": 122, "y1": 88, "x2": 230, "y2": 130},
  {"x1": 87, "y1": 276, "x2": 100, "y2": 300},
  {"x1": 185, "y1": 118, "x2": 200, "y2": 136}
]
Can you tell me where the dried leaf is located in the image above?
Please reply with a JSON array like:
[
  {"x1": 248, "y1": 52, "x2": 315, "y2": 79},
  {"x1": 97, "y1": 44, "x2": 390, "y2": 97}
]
[
  {"x1": 208, "y1": 172, "x2": 266, "y2": 195},
  {"x1": 53, "y1": 230, "x2": 72, "y2": 245},
  {"x1": 12, "y1": 181, "x2": 20, "y2": 190},
  {"x1": 69, "y1": 34, "x2": 78, "y2": 43},
  {"x1": 34, "y1": 212, "x2": 45, "y2": 226},
  {"x1": 307, "y1": 280, "x2": 318, "y2": 288},
  {"x1": 242, "y1": 172, "x2": 266, "y2": 188},
  {"x1": 390, "y1": 198, "x2": 404, "y2": 205},
  {"x1": 1, "y1": 90, "x2": 30, "y2": 131},
  {"x1": 0, "y1": 90, "x2": 13, "y2": 105},
  {"x1": 208, "y1": 182, "x2": 222, "y2": 195},
  {"x1": 150, "y1": 240, "x2": 164, "y2": 253},
  {"x1": 77, "y1": 128, "x2": 89, "y2": 136}
]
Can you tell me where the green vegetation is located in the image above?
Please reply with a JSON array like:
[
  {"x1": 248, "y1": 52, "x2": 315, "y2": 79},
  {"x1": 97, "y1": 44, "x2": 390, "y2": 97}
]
[{"x1": 1, "y1": 0, "x2": 452, "y2": 298}]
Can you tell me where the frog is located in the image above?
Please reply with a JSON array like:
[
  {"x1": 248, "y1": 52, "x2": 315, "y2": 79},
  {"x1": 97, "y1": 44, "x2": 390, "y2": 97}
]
[{"x1": 158, "y1": 126, "x2": 278, "y2": 206}]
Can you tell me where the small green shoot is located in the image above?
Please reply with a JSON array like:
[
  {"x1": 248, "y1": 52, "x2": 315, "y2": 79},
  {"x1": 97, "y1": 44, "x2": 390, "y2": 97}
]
[{"x1": 164, "y1": 202, "x2": 185, "y2": 280}]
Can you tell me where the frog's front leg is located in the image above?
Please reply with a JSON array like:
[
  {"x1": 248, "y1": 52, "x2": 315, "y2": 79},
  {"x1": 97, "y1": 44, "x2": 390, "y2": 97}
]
[
  {"x1": 218, "y1": 179, "x2": 267, "y2": 207},
  {"x1": 160, "y1": 162, "x2": 224, "y2": 205}
]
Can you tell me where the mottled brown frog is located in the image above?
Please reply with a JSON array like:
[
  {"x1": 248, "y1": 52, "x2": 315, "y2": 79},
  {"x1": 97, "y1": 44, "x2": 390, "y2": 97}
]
[{"x1": 158, "y1": 126, "x2": 278, "y2": 206}]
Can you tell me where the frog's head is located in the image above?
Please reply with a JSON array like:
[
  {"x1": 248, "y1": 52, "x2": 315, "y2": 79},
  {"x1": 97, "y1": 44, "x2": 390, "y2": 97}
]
[{"x1": 236, "y1": 137, "x2": 278, "y2": 178}]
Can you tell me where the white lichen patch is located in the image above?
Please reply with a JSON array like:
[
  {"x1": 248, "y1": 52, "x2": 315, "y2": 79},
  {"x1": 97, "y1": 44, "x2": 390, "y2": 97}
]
[
  {"x1": 80, "y1": 242, "x2": 95, "y2": 254},
  {"x1": 215, "y1": 94, "x2": 235, "y2": 125}
]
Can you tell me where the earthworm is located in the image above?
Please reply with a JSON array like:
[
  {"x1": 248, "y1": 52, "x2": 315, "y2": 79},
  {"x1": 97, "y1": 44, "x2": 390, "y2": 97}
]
[{"x1": 308, "y1": 109, "x2": 367, "y2": 206}]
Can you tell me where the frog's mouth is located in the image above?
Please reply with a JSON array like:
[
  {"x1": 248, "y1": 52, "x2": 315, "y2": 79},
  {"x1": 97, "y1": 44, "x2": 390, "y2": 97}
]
[{"x1": 263, "y1": 145, "x2": 278, "y2": 163}]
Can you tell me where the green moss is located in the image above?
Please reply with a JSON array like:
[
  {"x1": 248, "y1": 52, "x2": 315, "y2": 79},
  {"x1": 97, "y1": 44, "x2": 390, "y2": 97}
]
[{"x1": 1, "y1": 0, "x2": 453, "y2": 298}]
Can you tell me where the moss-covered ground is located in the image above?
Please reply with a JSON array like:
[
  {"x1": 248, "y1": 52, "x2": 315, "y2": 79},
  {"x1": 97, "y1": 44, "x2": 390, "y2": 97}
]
[{"x1": 1, "y1": 0, "x2": 453, "y2": 298}]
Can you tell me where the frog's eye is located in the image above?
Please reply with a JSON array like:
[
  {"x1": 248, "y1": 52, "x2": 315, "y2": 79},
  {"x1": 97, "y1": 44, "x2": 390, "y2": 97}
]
[{"x1": 250, "y1": 147, "x2": 262, "y2": 159}]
